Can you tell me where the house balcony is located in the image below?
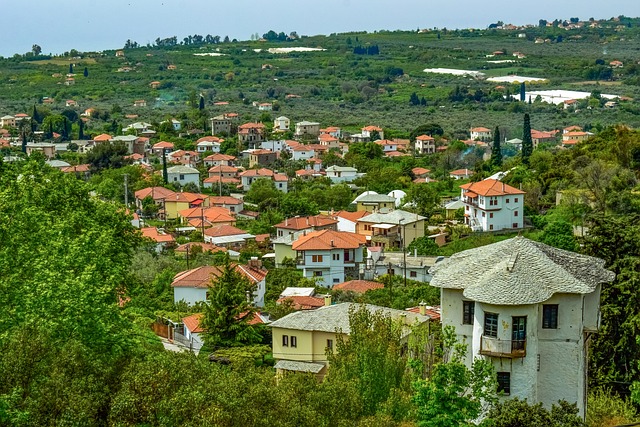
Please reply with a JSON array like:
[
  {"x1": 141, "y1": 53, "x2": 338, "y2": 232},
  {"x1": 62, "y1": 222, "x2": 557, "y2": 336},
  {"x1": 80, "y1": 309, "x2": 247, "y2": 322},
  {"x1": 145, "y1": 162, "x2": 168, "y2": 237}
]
[{"x1": 479, "y1": 336, "x2": 526, "y2": 358}]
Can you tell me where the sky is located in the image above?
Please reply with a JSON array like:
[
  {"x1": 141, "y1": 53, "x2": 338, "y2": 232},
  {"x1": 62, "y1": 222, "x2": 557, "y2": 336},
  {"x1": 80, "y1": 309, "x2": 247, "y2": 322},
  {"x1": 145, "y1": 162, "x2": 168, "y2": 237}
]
[{"x1": 1, "y1": 0, "x2": 639, "y2": 57}]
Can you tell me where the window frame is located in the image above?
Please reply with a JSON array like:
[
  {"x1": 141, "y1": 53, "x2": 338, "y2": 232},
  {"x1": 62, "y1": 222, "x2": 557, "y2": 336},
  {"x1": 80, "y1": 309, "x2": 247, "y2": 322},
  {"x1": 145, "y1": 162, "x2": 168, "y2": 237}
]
[
  {"x1": 282, "y1": 335, "x2": 289, "y2": 347},
  {"x1": 542, "y1": 304, "x2": 559, "y2": 329},
  {"x1": 290, "y1": 336, "x2": 297, "y2": 348},
  {"x1": 497, "y1": 372, "x2": 511, "y2": 395},
  {"x1": 462, "y1": 301, "x2": 475, "y2": 325},
  {"x1": 484, "y1": 312, "x2": 499, "y2": 338}
]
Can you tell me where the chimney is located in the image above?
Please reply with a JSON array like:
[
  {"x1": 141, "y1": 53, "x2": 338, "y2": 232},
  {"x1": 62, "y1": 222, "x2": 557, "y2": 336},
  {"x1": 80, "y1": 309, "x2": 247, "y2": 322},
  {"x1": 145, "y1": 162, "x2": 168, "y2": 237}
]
[
  {"x1": 419, "y1": 301, "x2": 427, "y2": 316},
  {"x1": 248, "y1": 256, "x2": 262, "y2": 269},
  {"x1": 330, "y1": 239, "x2": 335, "y2": 247},
  {"x1": 324, "y1": 294, "x2": 332, "y2": 306}
]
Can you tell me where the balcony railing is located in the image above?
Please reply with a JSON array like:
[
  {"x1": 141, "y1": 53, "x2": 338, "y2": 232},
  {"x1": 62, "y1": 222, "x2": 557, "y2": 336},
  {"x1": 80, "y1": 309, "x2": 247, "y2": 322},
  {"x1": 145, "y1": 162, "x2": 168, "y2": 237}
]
[{"x1": 479, "y1": 336, "x2": 526, "y2": 358}]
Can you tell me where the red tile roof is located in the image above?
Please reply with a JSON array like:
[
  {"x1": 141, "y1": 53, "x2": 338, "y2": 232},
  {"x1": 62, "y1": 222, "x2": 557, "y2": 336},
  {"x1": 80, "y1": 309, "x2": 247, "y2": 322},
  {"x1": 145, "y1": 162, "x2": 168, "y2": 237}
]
[
  {"x1": 406, "y1": 305, "x2": 441, "y2": 321},
  {"x1": 209, "y1": 196, "x2": 243, "y2": 205},
  {"x1": 333, "y1": 280, "x2": 383, "y2": 293},
  {"x1": 203, "y1": 224, "x2": 248, "y2": 238},
  {"x1": 292, "y1": 230, "x2": 366, "y2": 251},
  {"x1": 180, "y1": 207, "x2": 235, "y2": 223},
  {"x1": 93, "y1": 133, "x2": 112, "y2": 142},
  {"x1": 172, "y1": 264, "x2": 267, "y2": 288},
  {"x1": 140, "y1": 227, "x2": 175, "y2": 243},
  {"x1": 412, "y1": 167, "x2": 431, "y2": 176},
  {"x1": 135, "y1": 186, "x2": 175, "y2": 201},
  {"x1": 174, "y1": 242, "x2": 226, "y2": 254},
  {"x1": 274, "y1": 215, "x2": 338, "y2": 231},
  {"x1": 205, "y1": 153, "x2": 236, "y2": 161},
  {"x1": 153, "y1": 141, "x2": 174, "y2": 149},
  {"x1": 460, "y1": 179, "x2": 525, "y2": 197},
  {"x1": 333, "y1": 210, "x2": 370, "y2": 223},
  {"x1": 197, "y1": 136, "x2": 224, "y2": 143},
  {"x1": 182, "y1": 313, "x2": 204, "y2": 333},
  {"x1": 277, "y1": 296, "x2": 325, "y2": 310},
  {"x1": 450, "y1": 168, "x2": 475, "y2": 176},
  {"x1": 415, "y1": 134, "x2": 435, "y2": 141}
]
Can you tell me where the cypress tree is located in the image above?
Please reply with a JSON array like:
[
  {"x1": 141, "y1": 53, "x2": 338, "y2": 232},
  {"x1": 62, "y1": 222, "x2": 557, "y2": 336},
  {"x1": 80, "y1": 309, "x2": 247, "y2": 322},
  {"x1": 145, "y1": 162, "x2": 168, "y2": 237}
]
[
  {"x1": 162, "y1": 150, "x2": 168, "y2": 183},
  {"x1": 199, "y1": 96, "x2": 205, "y2": 110},
  {"x1": 69, "y1": 64, "x2": 73, "y2": 74},
  {"x1": 83, "y1": 67, "x2": 88, "y2": 77},
  {"x1": 79, "y1": 119, "x2": 85, "y2": 140},
  {"x1": 522, "y1": 113, "x2": 533, "y2": 165},
  {"x1": 520, "y1": 82, "x2": 525, "y2": 101},
  {"x1": 21, "y1": 131, "x2": 27, "y2": 153},
  {"x1": 32, "y1": 105, "x2": 40, "y2": 123},
  {"x1": 490, "y1": 126, "x2": 502, "y2": 168}
]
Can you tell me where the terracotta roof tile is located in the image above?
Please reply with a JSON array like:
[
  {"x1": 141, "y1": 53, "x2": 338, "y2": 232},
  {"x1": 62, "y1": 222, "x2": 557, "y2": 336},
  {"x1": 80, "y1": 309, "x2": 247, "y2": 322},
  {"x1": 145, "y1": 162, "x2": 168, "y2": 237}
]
[
  {"x1": 333, "y1": 280, "x2": 383, "y2": 293},
  {"x1": 274, "y1": 215, "x2": 338, "y2": 230},
  {"x1": 292, "y1": 230, "x2": 366, "y2": 251},
  {"x1": 460, "y1": 179, "x2": 525, "y2": 196},
  {"x1": 277, "y1": 296, "x2": 325, "y2": 310}
]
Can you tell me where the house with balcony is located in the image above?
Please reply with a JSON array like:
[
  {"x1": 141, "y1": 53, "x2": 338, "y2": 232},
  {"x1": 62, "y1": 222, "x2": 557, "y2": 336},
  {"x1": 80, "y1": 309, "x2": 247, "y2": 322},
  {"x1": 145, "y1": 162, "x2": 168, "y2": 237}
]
[
  {"x1": 325, "y1": 165, "x2": 360, "y2": 183},
  {"x1": 270, "y1": 302, "x2": 431, "y2": 378},
  {"x1": 352, "y1": 192, "x2": 397, "y2": 212},
  {"x1": 238, "y1": 122, "x2": 265, "y2": 147},
  {"x1": 294, "y1": 121, "x2": 320, "y2": 138},
  {"x1": 273, "y1": 116, "x2": 290, "y2": 132},
  {"x1": 291, "y1": 230, "x2": 366, "y2": 288},
  {"x1": 460, "y1": 179, "x2": 525, "y2": 232},
  {"x1": 249, "y1": 149, "x2": 278, "y2": 167},
  {"x1": 415, "y1": 135, "x2": 436, "y2": 154},
  {"x1": 356, "y1": 209, "x2": 425, "y2": 249},
  {"x1": 196, "y1": 136, "x2": 223, "y2": 153},
  {"x1": 239, "y1": 168, "x2": 288, "y2": 193},
  {"x1": 470, "y1": 127, "x2": 492, "y2": 141},
  {"x1": 430, "y1": 236, "x2": 615, "y2": 418}
]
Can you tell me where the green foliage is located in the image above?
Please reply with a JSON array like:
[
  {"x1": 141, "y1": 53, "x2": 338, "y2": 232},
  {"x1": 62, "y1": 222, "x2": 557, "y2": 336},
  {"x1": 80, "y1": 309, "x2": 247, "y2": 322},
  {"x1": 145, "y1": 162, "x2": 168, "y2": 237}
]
[
  {"x1": 200, "y1": 259, "x2": 262, "y2": 348},
  {"x1": 521, "y1": 113, "x2": 533, "y2": 165},
  {"x1": 588, "y1": 389, "x2": 637, "y2": 427},
  {"x1": 482, "y1": 398, "x2": 585, "y2": 427},
  {"x1": 490, "y1": 126, "x2": 502, "y2": 168},
  {"x1": 86, "y1": 141, "x2": 131, "y2": 171},
  {"x1": 407, "y1": 236, "x2": 440, "y2": 256},
  {"x1": 413, "y1": 326, "x2": 496, "y2": 427},
  {"x1": 540, "y1": 220, "x2": 578, "y2": 252}
]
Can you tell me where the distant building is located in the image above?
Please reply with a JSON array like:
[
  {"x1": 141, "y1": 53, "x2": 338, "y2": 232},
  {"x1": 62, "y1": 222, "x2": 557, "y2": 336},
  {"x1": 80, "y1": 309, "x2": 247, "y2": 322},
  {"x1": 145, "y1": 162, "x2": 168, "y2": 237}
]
[{"x1": 460, "y1": 179, "x2": 525, "y2": 232}]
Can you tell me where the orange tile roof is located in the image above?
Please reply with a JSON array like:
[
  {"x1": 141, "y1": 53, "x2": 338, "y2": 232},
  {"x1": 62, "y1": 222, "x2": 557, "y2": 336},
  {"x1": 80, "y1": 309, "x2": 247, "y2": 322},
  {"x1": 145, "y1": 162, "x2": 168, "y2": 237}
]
[
  {"x1": 203, "y1": 224, "x2": 248, "y2": 238},
  {"x1": 274, "y1": 215, "x2": 338, "y2": 231},
  {"x1": 333, "y1": 280, "x2": 383, "y2": 293},
  {"x1": 180, "y1": 207, "x2": 235, "y2": 223},
  {"x1": 415, "y1": 134, "x2": 435, "y2": 141},
  {"x1": 203, "y1": 176, "x2": 240, "y2": 184},
  {"x1": 182, "y1": 313, "x2": 204, "y2": 333},
  {"x1": 470, "y1": 127, "x2": 491, "y2": 132},
  {"x1": 210, "y1": 196, "x2": 243, "y2": 205},
  {"x1": 460, "y1": 179, "x2": 525, "y2": 196},
  {"x1": 61, "y1": 164, "x2": 90, "y2": 173},
  {"x1": 153, "y1": 141, "x2": 174, "y2": 149},
  {"x1": 172, "y1": 264, "x2": 267, "y2": 288},
  {"x1": 140, "y1": 227, "x2": 175, "y2": 243},
  {"x1": 93, "y1": 133, "x2": 112, "y2": 142},
  {"x1": 238, "y1": 122, "x2": 265, "y2": 129},
  {"x1": 292, "y1": 230, "x2": 366, "y2": 251},
  {"x1": 239, "y1": 168, "x2": 274, "y2": 177},
  {"x1": 175, "y1": 242, "x2": 226, "y2": 254},
  {"x1": 333, "y1": 210, "x2": 370, "y2": 222},
  {"x1": 362, "y1": 125, "x2": 382, "y2": 131},
  {"x1": 277, "y1": 296, "x2": 325, "y2": 310},
  {"x1": 406, "y1": 305, "x2": 441, "y2": 321},
  {"x1": 205, "y1": 153, "x2": 236, "y2": 161},
  {"x1": 412, "y1": 167, "x2": 431, "y2": 176},
  {"x1": 450, "y1": 168, "x2": 474, "y2": 176},
  {"x1": 134, "y1": 186, "x2": 176, "y2": 201}
]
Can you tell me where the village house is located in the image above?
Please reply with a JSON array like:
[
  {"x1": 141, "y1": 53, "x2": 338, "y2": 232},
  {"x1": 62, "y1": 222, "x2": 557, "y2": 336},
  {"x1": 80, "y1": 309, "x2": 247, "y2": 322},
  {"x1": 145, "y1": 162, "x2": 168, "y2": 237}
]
[
  {"x1": 414, "y1": 135, "x2": 436, "y2": 154},
  {"x1": 470, "y1": 127, "x2": 493, "y2": 141},
  {"x1": 0, "y1": 115, "x2": 16, "y2": 127},
  {"x1": 168, "y1": 150, "x2": 199, "y2": 167},
  {"x1": 531, "y1": 130, "x2": 557, "y2": 148},
  {"x1": 318, "y1": 133, "x2": 340, "y2": 149},
  {"x1": 320, "y1": 126, "x2": 342, "y2": 138},
  {"x1": 352, "y1": 192, "x2": 397, "y2": 212},
  {"x1": 333, "y1": 210, "x2": 370, "y2": 233},
  {"x1": 294, "y1": 121, "x2": 321, "y2": 138},
  {"x1": 210, "y1": 114, "x2": 235, "y2": 135},
  {"x1": 430, "y1": 236, "x2": 615, "y2": 418},
  {"x1": 166, "y1": 165, "x2": 200, "y2": 189},
  {"x1": 238, "y1": 122, "x2": 265, "y2": 147},
  {"x1": 134, "y1": 186, "x2": 176, "y2": 215},
  {"x1": 209, "y1": 196, "x2": 244, "y2": 213},
  {"x1": 460, "y1": 178, "x2": 525, "y2": 232},
  {"x1": 171, "y1": 259, "x2": 268, "y2": 307},
  {"x1": 273, "y1": 116, "x2": 290, "y2": 132},
  {"x1": 179, "y1": 206, "x2": 235, "y2": 229},
  {"x1": 270, "y1": 302, "x2": 431, "y2": 378},
  {"x1": 258, "y1": 102, "x2": 272, "y2": 111},
  {"x1": 133, "y1": 100, "x2": 147, "y2": 107},
  {"x1": 562, "y1": 131, "x2": 593, "y2": 147},
  {"x1": 291, "y1": 230, "x2": 367, "y2": 287},
  {"x1": 361, "y1": 125, "x2": 384, "y2": 140},
  {"x1": 325, "y1": 165, "x2": 360, "y2": 183},
  {"x1": 203, "y1": 153, "x2": 236, "y2": 167},
  {"x1": 196, "y1": 136, "x2": 223, "y2": 153},
  {"x1": 163, "y1": 192, "x2": 210, "y2": 220},
  {"x1": 362, "y1": 247, "x2": 440, "y2": 282},
  {"x1": 249, "y1": 149, "x2": 278, "y2": 167},
  {"x1": 450, "y1": 168, "x2": 475, "y2": 180},
  {"x1": 374, "y1": 139, "x2": 398, "y2": 152},
  {"x1": 151, "y1": 141, "x2": 174, "y2": 156},
  {"x1": 274, "y1": 214, "x2": 338, "y2": 238},
  {"x1": 140, "y1": 227, "x2": 175, "y2": 252},
  {"x1": 239, "y1": 168, "x2": 288, "y2": 193},
  {"x1": 203, "y1": 224, "x2": 255, "y2": 248},
  {"x1": 356, "y1": 209, "x2": 426, "y2": 248}
]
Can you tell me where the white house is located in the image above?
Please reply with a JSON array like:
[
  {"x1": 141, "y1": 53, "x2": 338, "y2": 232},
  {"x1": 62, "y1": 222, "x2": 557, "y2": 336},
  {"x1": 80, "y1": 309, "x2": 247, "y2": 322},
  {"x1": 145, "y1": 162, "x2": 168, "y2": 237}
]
[
  {"x1": 291, "y1": 230, "x2": 367, "y2": 288},
  {"x1": 291, "y1": 145, "x2": 316, "y2": 161},
  {"x1": 361, "y1": 125, "x2": 384, "y2": 140},
  {"x1": 294, "y1": 121, "x2": 320, "y2": 138},
  {"x1": 171, "y1": 259, "x2": 268, "y2": 307},
  {"x1": 333, "y1": 210, "x2": 370, "y2": 233},
  {"x1": 273, "y1": 116, "x2": 290, "y2": 132},
  {"x1": 415, "y1": 135, "x2": 436, "y2": 154},
  {"x1": 325, "y1": 165, "x2": 359, "y2": 183},
  {"x1": 470, "y1": 127, "x2": 493, "y2": 141},
  {"x1": 430, "y1": 237, "x2": 615, "y2": 418},
  {"x1": 239, "y1": 168, "x2": 288, "y2": 193},
  {"x1": 260, "y1": 139, "x2": 287, "y2": 152},
  {"x1": 166, "y1": 165, "x2": 200, "y2": 189},
  {"x1": 196, "y1": 136, "x2": 223, "y2": 153},
  {"x1": 460, "y1": 179, "x2": 525, "y2": 232}
]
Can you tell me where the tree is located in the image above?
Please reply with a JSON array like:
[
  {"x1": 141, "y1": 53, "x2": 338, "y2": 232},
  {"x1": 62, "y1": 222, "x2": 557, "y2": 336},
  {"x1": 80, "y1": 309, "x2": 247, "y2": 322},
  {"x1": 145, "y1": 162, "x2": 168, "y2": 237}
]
[
  {"x1": 490, "y1": 126, "x2": 502, "y2": 168},
  {"x1": 520, "y1": 82, "x2": 526, "y2": 102},
  {"x1": 83, "y1": 67, "x2": 88, "y2": 77},
  {"x1": 521, "y1": 113, "x2": 533, "y2": 165},
  {"x1": 86, "y1": 141, "x2": 130, "y2": 171},
  {"x1": 244, "y1": 178, "x2": 281, "y2": 207},
  {"x1": 69, "y1": 63, "x2": 73, "y2": 74},
  {"x1": 482, "y1": 398, "x2": 585, "y2": 427},
  {"x1": 407, "y1": 236, "x2": 440, "y2": 256},
  {"x1": 200, "y1": 260, "x2": 262, "y2": 349},
  {"x1": 325, "y1": 304, "x2": 410, "y2": 418},
  {"x1": 540, "y1": 220, "x2": 578, "y2": 251},
  {"x1": 413, "y1": 326, "x2": 497, "y2": 427},
  {"x1": 32, "y1": 44, "x2": 42, "y2": 56},
  {"x1": 199, "y1": 95, "x2": 205, "y2": 110}
]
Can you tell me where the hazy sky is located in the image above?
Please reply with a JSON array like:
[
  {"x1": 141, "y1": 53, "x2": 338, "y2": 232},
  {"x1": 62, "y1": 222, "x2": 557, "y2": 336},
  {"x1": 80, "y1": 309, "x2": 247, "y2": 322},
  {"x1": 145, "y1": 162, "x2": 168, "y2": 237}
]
[{"x1": 1, "y1": 0, "x2": 638, "y2": 56}]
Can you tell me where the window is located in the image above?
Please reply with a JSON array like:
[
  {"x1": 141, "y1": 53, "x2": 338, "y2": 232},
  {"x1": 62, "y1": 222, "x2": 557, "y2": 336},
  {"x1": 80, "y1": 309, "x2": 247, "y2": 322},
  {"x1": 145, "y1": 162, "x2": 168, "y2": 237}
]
[
  {"x1": 290, "y1": 336, "x2": 297, "y2": 348},
  {"x1": 515, "y1": 198, "x2": 519, "y2": 203},
  {"x1": 314, "y1": 271, "x2": 323, "y2": 277},
  {"x1": 312, "y1": 255, "x2": 324, "y2": 263},
  {"x1": 410, "y1": 271, "x2": 417, "y2": 278},
  {"x1": 333, "y1": 278, "x2": 339, "y2": 283},
  {"x1": 327, "y1": 339, "x2": 334, "y2": 350},
  {"x1": 463, "y1": 301, "x2": 475, "y2": 325},
  {"x1": 332, "y1": 253, "x2": 340, "y2": 261},
  {"x1": 513, "y1": 223, "x2": 518, "y2": 228},
  {"x1": 497, "y1": 372, "x2": 510, "y2": 395},
  {"x1": 490, "y1": 224, "x2": 494, "y2": 230},
  {"x1": 542, "y1": 304, "x2": 558, "y2": 329},
  {"x1": 489, "y1": 213, "x2": 494, "y2": 218},
  {"x1": 506, "y1": 198, "x2": 510, "y2": 203},
  {"x1": 482, "y1": 212, "x2": 486, "y2": 217},
  {"x1": 484, "y1": 312, "x2": 498, "y2": 337},
  {"x1": 466, "y1": 205, "x2": 469, "y2": 211},
  {"x1": 514, "y1": 211, "x2": 519, "y2": 217},
  {"x1": 179, "y1": 174, "x2": 184, "y2": 180},
  {"x1": 282, "y1": 335, "x2": 289, "y2": 347}
]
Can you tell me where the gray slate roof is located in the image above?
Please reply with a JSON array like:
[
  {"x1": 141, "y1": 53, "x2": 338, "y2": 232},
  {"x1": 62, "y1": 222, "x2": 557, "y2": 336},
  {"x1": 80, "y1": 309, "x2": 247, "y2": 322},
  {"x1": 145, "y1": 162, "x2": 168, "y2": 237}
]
[
  {"x1": 358, "y1": 209, "x2": 425, "y2": 225},
  {"x1": 429, "y1": 236, "x2": 615, "y2": 305},
  {"x1": 269, "y1": 302, "x2": 430, "y2": 334},
  {"x1": 274, "y1": 360, "x2": 325, "y2": 373}
]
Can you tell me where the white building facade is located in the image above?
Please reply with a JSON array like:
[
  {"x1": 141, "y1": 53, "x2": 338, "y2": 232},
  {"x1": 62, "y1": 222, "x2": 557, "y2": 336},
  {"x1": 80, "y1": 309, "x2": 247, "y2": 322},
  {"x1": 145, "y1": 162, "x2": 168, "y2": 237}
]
[
  {"x1": 430, "y1": 237, "x2": 614, "y2": 419},
  {"x1": 460, "y1": 179, "x2": 525, "y2": 232}
]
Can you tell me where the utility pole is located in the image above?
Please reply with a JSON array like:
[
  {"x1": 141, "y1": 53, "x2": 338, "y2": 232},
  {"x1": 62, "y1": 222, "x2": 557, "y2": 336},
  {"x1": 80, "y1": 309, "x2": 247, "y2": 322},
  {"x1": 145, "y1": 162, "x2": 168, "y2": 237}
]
[
  {"x1": 219, "y1": 164, "x2": 222, "y2": 197},
  {"x1": 123, "y1": 173, "x2": 129, "y2": 207},
  {"x1": 201, "y1": 207, "x2": 206, "y2": 241}
]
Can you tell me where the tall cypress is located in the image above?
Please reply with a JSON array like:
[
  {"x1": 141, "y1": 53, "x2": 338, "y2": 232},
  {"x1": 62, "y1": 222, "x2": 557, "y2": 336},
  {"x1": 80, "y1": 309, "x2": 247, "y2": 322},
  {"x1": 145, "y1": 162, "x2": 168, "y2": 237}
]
[
  {"x1": 199, "y1": 96, "x2": 205, "y2": 110},
  {"x1": 69, "y1": 64, "x2": 73, "y2": 74},
  {"x1": 162, "y1": 149, "x2": 168, "y2": 183},
  {"x1": 79, "y1": 119, "x2": 85, "y2": 140},
  {"x1": 522, "y1": 113, "x2": 533, "y2": 165},
  {"x1": 83, "y1": 67, "x2": 88, "y2": 77},
  {"x1": 491, "y1": 126, "x2": 502, "y2": 168},
  {"x1": 520, "y1": 82, "x2": 526, "y2": 101}
]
